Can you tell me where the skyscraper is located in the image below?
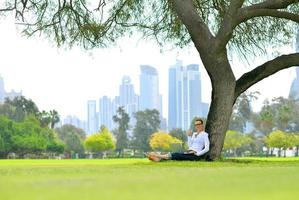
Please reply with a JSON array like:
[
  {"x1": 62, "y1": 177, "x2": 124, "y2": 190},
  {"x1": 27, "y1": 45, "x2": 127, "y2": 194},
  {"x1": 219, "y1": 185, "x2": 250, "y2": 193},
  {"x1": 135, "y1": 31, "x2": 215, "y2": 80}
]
[
  {"x1": 289, "y1": 28, "x2": 299, "y2": 101},
  {"x1": 99, "y1": 96, "x2": 114, "y2": 130},
  {"x1": 187, "y1": 64, "x2": 202, "y2": 126},
  {"x1": 168, "y1": 60, "x2": 204, "y2": 130},
  {"x1": 63, "y1": 115, "x2": 87, "y2": 132},
  {"x1": 0, "y1": 75, "x2": 22, "y2": 103},
  {"x1": 139, "y1": 65, "x2": 163, "y2": 116},
  {"x1": 118, "y1": 76, "x2": 139, "y2": 126},
  {"x1": 87, "y1": 100, "x2": 98, "y2": 134},
  {"x1": 168, "y1": 61, "x2": 181, "y2": 130}
]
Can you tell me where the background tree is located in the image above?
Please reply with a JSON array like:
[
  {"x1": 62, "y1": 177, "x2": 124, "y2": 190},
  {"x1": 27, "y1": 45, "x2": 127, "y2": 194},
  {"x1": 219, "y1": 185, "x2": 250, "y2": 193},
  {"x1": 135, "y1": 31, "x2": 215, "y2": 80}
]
[
  {"x1": 4, "y1": 96, "x2": 39, "y2": 121},
  {"x1": 292, "y1": 133, "x2": 299, "y2": 157},
  {"x1": 229, "y1": 92, "x2": 259, "y2": 132},
  {"x1": 2, "y1": 1, "x2": 299, "y2": 159},
  {"x1": 132, "y1": 109, "x2": 160, "y2": 152},
  {"x1": 41, "y1": 128, "x2": 64, "y2": 155},
  {"x1": 84, "y1": 126, "x2": 115, "y2": 158},
  {"x1": 289, "y1": 102, "x2": 299, "y2": 131},
  {"x1": 271, "y1": 97, "x2": 297, "y2": 131},
  {"x1": 1, "y1": 96, "x2": 60, "y2": 129},
  {"x1": 223, "y1": 130, "x2": 252, "y2": 157},
  {"x1": 12, "y1": 116, "x2": 47, "y2": 156},
  {"x1": 149, "y1": 132, "x2": 183, "y2": 152},
  {"x1": 112, "y1": 106, "x2": 130, "y2": 157},
  {"x1": 265, "y1": 130, "x2": 292, "y2": 157},
  {"x1": 245, "y1": 133, "x2": 265, "y2": 157},
  {"x1": 49, "y1": 110, "x2": 60, "y2": 129},
  {"x1": 252, "y1": 100, "x2": 275, "y2": 135},
  {"x1": 55, "y1": 124, "x2": 86, "y2": 156},
  {"x1": 38, "y1": 110, "x2": 51, "y2": 128},
  {"x1": 0, "y1": 116, "x2": 14, "y2": 158},
  {"x1": 169, "y1": 128, "x2": 187, "y2": 149},
  {"x1": 12, "y1": 116, "x2": 64, "y2": 157},
  {"x1": 0, "y1": 103, "x2": 16, "y2": 119}
]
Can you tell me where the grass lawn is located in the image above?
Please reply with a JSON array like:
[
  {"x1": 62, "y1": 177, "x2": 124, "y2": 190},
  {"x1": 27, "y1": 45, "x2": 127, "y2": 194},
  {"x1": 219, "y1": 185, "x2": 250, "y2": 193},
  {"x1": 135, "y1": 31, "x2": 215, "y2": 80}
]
[{"x1": 1, "y1": 157, "x2": 299, "y2": 200}]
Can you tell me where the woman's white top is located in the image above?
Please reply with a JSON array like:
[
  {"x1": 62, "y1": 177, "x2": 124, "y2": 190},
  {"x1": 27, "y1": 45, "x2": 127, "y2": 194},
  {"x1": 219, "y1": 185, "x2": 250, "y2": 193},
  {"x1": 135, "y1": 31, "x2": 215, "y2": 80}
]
[{"x1": 187, "y1": 131, "x2": 210, "y2": 156}]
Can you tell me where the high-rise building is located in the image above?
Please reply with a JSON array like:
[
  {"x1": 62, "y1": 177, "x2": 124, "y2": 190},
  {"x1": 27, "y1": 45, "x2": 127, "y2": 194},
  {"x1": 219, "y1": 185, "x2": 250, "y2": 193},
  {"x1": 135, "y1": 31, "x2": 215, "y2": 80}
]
[
  {"x1": 168, "y1": 60, "x2": 206, "y2": 130},
  {"x1": 139, "y1": 65, "x2": 163, "y2": 117},
  {"x1": 99, "y1": 96, "x2": 114, "y2": 130},
  {"x1": 118, "y1": 76, "x2": 139, "y2": 126},
  {"x1": 87, "y1": 100, "x2": 98, "y2": 134},
  {"x1": 63, "y1": 115, "x2": 87, "y2": 132},
  {"x1": 289, "y1": 28, "x2": 299, "y2": 101},
  {"x1": 0, "y1": 75, "x2": 22, "y2": 103},
  {"x1": 187, "y1": 64, "x2": 202, "y2": 125},
  {"x1": 168, "y1": 61, "x2": 180, "y2": 130}
]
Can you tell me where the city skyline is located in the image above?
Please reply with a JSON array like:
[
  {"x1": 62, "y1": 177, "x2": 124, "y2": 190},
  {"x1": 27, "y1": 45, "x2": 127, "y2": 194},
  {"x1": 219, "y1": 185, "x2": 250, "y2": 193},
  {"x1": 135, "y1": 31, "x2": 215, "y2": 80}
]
[{"x1": 85, "y1": 64, "x2": 170, "y2": 133}]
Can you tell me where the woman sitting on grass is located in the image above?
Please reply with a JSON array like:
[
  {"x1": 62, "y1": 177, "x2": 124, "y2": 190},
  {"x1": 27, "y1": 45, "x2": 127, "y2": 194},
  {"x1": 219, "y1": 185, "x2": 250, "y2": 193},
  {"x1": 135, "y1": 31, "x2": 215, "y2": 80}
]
[{"x1": 146, "y1": 118, "x2": 210, "y2": 162}]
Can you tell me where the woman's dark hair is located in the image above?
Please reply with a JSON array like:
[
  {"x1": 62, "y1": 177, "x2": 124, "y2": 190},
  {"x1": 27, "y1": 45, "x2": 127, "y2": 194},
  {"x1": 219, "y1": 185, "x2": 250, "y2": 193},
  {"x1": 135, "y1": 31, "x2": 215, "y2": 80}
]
[{"x1": 195, "y1": 118, "x2": 203, "y2": 124}]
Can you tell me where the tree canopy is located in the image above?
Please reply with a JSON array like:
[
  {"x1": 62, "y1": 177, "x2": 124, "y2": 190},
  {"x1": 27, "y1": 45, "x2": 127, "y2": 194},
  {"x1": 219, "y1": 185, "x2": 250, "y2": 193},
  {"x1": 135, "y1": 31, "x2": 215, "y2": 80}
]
[
  {"x1": 84, "y1": 126, "x2": 115, "y2": 153},
  {"x1": 0, "y1": 0, "x2": 298, "y2": 54}
]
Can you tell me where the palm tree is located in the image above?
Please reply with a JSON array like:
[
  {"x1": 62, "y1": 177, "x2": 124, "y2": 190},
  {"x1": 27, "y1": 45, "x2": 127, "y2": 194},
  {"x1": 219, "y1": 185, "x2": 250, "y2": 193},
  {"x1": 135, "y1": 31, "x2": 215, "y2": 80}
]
[{"x1": 49, "y1": 110, "x2": 60, "y2": 129}]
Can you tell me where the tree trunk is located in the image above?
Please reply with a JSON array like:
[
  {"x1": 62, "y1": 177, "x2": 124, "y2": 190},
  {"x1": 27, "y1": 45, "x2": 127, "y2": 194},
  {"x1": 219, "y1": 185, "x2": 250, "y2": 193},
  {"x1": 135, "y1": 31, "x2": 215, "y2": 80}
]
[
  {"x1": 234, "y1": 148, "x2": 237, "y2": 157},
  {"x1": 266, "y1": 147, "x2": 270, "y2": 157},
  {"x1": 296, "y1": 146, "x2": 299, "y2": 157},
  {"x1": 278, "y1": 148, "x2": 281, "y2": 157},
  {"x1": 205, "y1": 58, "x2": 236, "y2": 160},
  {"x1": 284, "y1": 149, "x2": 286, "y2": 158}
]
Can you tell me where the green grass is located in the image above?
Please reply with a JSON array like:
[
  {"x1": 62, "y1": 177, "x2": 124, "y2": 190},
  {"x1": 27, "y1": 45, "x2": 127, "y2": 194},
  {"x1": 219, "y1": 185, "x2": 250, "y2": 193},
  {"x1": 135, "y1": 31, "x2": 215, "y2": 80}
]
[{"x1": 1, "y1": 157, "x2": 299, "y2": 200}]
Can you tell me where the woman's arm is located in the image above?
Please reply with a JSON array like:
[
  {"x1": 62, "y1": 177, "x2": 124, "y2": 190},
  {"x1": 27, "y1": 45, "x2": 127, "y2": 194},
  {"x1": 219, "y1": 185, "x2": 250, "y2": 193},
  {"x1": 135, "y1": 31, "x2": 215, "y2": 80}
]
[{"x1": 195, "y1": 134, "x2": 210, "y2": 156}]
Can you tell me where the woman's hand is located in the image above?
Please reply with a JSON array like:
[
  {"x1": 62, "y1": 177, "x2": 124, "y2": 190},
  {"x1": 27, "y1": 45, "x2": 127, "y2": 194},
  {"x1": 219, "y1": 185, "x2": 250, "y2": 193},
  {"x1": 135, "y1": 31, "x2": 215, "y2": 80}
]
[{"x1": 187, "y1": 130, "x2": 193, "y2": 136}]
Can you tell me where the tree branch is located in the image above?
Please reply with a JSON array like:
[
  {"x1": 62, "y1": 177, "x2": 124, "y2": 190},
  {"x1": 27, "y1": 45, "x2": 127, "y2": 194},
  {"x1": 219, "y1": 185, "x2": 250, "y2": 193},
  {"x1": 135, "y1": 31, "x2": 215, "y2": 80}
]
[
  {"x1": 215, "y1": 0, "x2": 245, "y2": 50},
  {"x1": 170, "y1": 0, "x2": 214, "y2": 51},
  {"x1": 0, "y1": 0, "x2": 17, "y2": 12},
  {"x1": 235, "y1": 53, "x2": 299, "y2": 98},
  {"x1": 243, "y1": 0, "x2": 296, "y2": 10},
  {"x1": 238, "y1": 9, "x2": 299, "y2": 24}
]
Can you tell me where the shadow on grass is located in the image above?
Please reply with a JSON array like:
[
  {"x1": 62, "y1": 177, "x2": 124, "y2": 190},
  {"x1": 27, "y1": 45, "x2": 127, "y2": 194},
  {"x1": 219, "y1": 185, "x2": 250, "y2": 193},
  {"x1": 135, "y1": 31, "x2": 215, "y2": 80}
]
[{"x1": 132, "y1": 157, "x2": 299, "y2": 168}]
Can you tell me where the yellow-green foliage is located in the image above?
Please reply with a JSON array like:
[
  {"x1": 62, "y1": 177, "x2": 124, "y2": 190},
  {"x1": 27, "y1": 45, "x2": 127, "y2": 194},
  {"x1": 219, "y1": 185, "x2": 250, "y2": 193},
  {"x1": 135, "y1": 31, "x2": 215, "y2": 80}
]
[
  {"x1": 265, "y1": 130, "x2": 293, "y2": 149},
  {"x1": 292, "y1": 133, "x2": 299, "y2": 147},
  {"x1": 223, "y1": 130, "x2": 252, "y2": 150},
  {"x1": 84, "y1": 127, "x2": 115, "y2": 153},
  {"x1": 149, "y1": 132, "x2": 182, "y2": 152}
]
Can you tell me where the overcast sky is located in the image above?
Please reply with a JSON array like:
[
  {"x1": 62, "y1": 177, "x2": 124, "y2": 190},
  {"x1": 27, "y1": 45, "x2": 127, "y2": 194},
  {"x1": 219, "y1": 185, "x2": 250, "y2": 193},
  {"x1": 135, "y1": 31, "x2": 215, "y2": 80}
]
[{"x1": 0, "y1": 14, "x2": 297, "y2": 121}]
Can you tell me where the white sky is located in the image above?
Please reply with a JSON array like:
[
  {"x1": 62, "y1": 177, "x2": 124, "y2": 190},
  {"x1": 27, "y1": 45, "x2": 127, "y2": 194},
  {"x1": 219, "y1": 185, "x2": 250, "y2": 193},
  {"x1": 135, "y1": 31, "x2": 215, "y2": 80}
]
[{"x1": 0, "y1": 15, "x2": 297, "y2": 121}]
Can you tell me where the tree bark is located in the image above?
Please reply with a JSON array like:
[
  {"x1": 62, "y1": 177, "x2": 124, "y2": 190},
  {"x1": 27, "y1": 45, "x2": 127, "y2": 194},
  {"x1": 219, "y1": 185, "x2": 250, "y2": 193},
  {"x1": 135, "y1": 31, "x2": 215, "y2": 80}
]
[
  {"x1": 203, "y1": 53, "x2": 236, "y2": 160},
  {"x1": 205, "y1": 83, "x2": 235, "y2": 160}
]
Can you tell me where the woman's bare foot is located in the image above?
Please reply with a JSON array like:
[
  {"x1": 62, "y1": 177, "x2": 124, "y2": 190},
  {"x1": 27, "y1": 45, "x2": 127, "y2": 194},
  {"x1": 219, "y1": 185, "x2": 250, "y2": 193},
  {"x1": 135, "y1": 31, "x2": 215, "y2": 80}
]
[{"x1": 148, "y1": 154, "x2": 162, "y2": 162}]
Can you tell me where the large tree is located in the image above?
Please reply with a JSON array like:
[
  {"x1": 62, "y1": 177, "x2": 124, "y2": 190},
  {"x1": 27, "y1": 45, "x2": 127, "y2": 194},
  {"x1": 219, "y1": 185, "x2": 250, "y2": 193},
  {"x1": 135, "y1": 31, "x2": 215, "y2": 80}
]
[
  {"x1": 1, "y1": 0, "x2": 299, "y2": 160},
  {"x1": 112, "y1": 106, "x2": 130, "y2": 157},
  {"x1": 229, "y1": 91, "x2": 258, "y2": 132},
  {"x1": 55, "y1": 124, "x2": 86, "y2": 155},
  {"x1": 132, "y1": 109, "x2": 160, "y2": 152}
]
